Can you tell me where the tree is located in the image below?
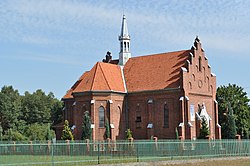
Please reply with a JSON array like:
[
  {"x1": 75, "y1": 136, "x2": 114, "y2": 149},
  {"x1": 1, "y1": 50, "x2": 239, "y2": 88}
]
[
  {"x1": 50, "y1": 97, "x2": 63, "y2": 126},
  {"x1": 104, "y1": 118, "x2": 110, "y2": 139},
  {"x1": 45, "y1": 123, "x2": 55, "y2": 140},
  {"x1": 21, "y1": 90, "x2": 63, "y2": 125},
  {"x1": 0, "y1": 85, "x2": 62, "y2": 140},
  {"x1": 82, "y1": 111, "x2": 92, "y2": 140},
  {"x1": 2, "y1": 128, "x2": 27, "y2": 141},
  {"x1": 25, "y1": 123, "x2": 48, "y2": 141},
  {"x1": 217, "y1": 84, "x2": 250, "y2": 139},
  {"x1": 0, "y1": 123, "x2": 3, "y2": 141},
  {"x1": 198, "y1": 117, "x2": 210, "y2": 139},
  {"x1": 61, "y1": 120, "x2": 74, "y2": 140},
  {"x1": 21, "y1": 90, "x2": 51, "y2": 124},
  {"x1": 222, "y1": 104, "x2": 237, "y2": 139},
  {"x1": 0, "y1": 86, "x2": 22, "y2": 134}
]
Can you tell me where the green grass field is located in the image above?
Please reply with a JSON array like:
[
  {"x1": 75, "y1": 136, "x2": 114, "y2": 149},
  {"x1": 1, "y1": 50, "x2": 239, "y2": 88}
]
[
  {"x1": 0, "y1": 155, "x2": 138, "y2": 165},
  {"x1": 1, "y1": 155, "x2": 250, "y2": 166},
  {"x1": 160, "y1": 157, "x2": 250, "y2": 166}
]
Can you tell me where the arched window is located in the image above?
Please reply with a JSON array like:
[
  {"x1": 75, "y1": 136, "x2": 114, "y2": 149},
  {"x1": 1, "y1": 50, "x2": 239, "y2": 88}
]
[
  {"x1": 136, "y1": 104, "x2": 141, "y2": 128},
  {"x1": 117, "y1": 106, "x2": 121, "y2": 117},
  {"x1": 192, "y1": 74, "x2": 195, "y2": 81},
  {"x1": 203, "y1": 67, "x2": 206, "y2": 80},
  {"x1": 199, "y1": 57, "x2": 202, "y2": 72},
  {"x1": 164, "y1": 104, "x2": 169, "y2": 128},
  {"x1": 189, "y1": 82, "x2": 192, "y2": 89},
  {"x1": 207, "y1": 77, "x2": 210, "y2": 91},
  {"x1": 99, "y1": 107, "x2": 105, "y2": 128},
  {"x1": 127, "y1": 42, "x2": 130, "y2": 50}
]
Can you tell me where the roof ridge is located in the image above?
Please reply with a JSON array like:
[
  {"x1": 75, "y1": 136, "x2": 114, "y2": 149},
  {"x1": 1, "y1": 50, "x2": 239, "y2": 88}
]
[
  {"x1": 90, "y1": 62, "x2": 98, "y2": 91},
  {"x1": 120, "y1": 66, "x2": 127, "y2": 92},
  {"x1": 131, "y1": 50, "x2": 190, "y2": 59},
  {"x1": 99, "y1": 63, "x2": 112, "y2": 90}
]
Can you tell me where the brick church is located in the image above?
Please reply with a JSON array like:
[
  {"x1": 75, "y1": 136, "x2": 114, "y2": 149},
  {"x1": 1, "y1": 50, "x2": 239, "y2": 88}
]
[{"x1": 56, "y1": 15, "x2": 221, "y2": 140}]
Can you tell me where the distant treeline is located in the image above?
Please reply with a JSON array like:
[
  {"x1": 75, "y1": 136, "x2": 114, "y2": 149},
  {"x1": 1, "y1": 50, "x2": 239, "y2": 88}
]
[{"x1": 0, "y1": 85, "x2": 63, "y2": 141}]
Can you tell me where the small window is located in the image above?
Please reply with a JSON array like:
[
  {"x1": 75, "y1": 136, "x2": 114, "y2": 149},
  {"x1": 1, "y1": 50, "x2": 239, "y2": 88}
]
[
  {"x1": 189, "y1": 82, "x2": 192, "y2": 89},
  {"x1": 136, "y1": 105, "x2": 141, "y2": 128},
  {"x1": 99, "y1": 107, "x2": 105, "y2": 128},
  {"x1": 203, "y1": 67, "x2": 206, "y2": 80},
  {"x1": 192, "y1": 74, "x2": 195, "y2": 81},
  {"x1": 199, "y1": 57, "x2": 202, "y2": 72},
  {"x1": 136, "y1": 116, "x2": 141, "y2": 122},
  {"x1": 164, "y1": 104, "x2": 169, "y2": 128},
  {"x1": 136, "y1": 116, "x2": 141, "y2": 128}
]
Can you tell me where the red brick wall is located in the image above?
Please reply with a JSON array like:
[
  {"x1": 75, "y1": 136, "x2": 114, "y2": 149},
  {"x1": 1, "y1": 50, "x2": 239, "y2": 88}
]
[
  {"x1": 127, "y1": 90, "x2": 183, "y2": 139},
  {"x1": 62, "y1": 92, "x2": 126, "y2": 141},
  {"x1": 181, "y1": 39, "x2": 218, "y2": 139}
]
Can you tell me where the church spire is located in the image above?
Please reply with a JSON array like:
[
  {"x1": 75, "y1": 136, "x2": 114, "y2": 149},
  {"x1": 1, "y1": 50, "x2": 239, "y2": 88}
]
[
  {"x1": 119, "y1": 15, "x2": 131, "y2": 66},
  {"x1": 120, "y1": 15, "x2": 129, "y2": 37}
]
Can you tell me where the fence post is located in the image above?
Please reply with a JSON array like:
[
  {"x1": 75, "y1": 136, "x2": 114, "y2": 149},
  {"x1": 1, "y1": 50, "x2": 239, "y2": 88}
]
[
  {"x1": 51, "y1": 139, "x2": 54, "y2": 166},
  {"x1": 12, "y1": 141, "x2": 16, "y2": 154},
  {"x1": 66, "y1": 140, "x2": 70, "y2": 155},
  {"x1": 136, "y1": 143, "x2": 139, "y2": 162},
  {"x1": 29, "y1": 141, "x2": 33, "y2": 155},
  {"x1": 98, "y1": 142, "x2": 100, "y2": 164}
]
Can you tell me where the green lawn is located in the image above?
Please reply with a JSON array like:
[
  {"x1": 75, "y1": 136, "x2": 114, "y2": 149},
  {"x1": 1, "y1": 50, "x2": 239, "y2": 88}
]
[
  {"x1": 0, "y1": 155, "x2": 137, "y2": 165},
  {"x1": 1, "y1": 155, "x2": 250, "y2": 166}
]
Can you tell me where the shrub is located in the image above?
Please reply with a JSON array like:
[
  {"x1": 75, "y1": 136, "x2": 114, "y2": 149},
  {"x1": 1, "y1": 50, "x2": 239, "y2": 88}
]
[
  {"x1": 199, "y1": 117, "x2": 210, "y2": 139},
  {"x1": 126, "y1": 129, "x2": 133, "y2": 139},
  {"x1": 61, "y1": 120, "x2": 74, "y2": 140}
]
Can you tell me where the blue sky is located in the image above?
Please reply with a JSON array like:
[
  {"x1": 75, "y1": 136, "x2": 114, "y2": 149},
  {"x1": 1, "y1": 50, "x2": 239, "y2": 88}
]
[{"x1": 0, "y1": 0, "x2": 250, "y2": 99}]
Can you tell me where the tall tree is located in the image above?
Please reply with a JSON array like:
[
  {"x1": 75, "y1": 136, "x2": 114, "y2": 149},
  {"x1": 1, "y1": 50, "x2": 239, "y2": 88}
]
[
  {"x1": 82, "y1": 111, "x2": 92, "y2": 140},
  {"x1": 104, "y1": 118, "x2": 110, "y2": 139},
  {"x1": 0, "y1": 86, "x2": 22, "y2": 134},
  {"x1": 222, "y1": 104, "x2": 237, "y2": 139},
  {"x1": 21, "y1": 90, "x2": 49, "y2": 124},
  {"x1": 217, "y1": 84, "x2": 250, "y2": 139},
  {"x1": 0, "y1": 85, "x2": 63, "y2": 140},
  {"x1": 61, "y1": 120, "x2": 74, "y2": 140},
  {"x1": 50, "y1": 96, "x2": 63, "y2": 126},
  {"x1": 21, "y1": 90, "x2": 63, "y2": 125},
  {"x1": 0, "y1": 123, "x2": 3, "y2": 141}
]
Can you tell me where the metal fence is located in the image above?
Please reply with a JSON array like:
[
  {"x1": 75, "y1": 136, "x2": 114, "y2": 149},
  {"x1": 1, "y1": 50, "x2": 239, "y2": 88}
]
[{"x1": 0, "y1": 139, "x2": 249, "y2": 165}]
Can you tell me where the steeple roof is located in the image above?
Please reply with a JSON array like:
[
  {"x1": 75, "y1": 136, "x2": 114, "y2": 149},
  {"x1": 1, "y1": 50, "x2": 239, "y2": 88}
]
[{"x1": 120, "y1": 15, "x2": 129, "y2": 38}]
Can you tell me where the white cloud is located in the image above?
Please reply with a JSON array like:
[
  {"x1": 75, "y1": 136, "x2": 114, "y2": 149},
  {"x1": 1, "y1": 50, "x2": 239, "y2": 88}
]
[{"x1": 0, "y1": 0, "x2": 249, "y2": 63}]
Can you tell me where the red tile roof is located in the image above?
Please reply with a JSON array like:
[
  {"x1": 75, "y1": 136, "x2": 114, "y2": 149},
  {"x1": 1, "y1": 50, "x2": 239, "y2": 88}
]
[
  {"x1": 63, "y1": 71, "x2": 90, "y2": 99},
  {"x1": 124, "y1": 50, "x2": 190, "y2": 92},
  {"x1": 63, "y1": 50, "x2": 190, "y2": 98},
  {"x1": 63, "y1": 62, "x2": 126, "y2": 99}
]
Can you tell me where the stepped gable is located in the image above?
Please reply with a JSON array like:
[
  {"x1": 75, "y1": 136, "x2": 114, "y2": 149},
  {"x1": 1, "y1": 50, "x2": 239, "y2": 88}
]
[{"x1": 124, "y1": 50, "x2": 190, "y2": 92}]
